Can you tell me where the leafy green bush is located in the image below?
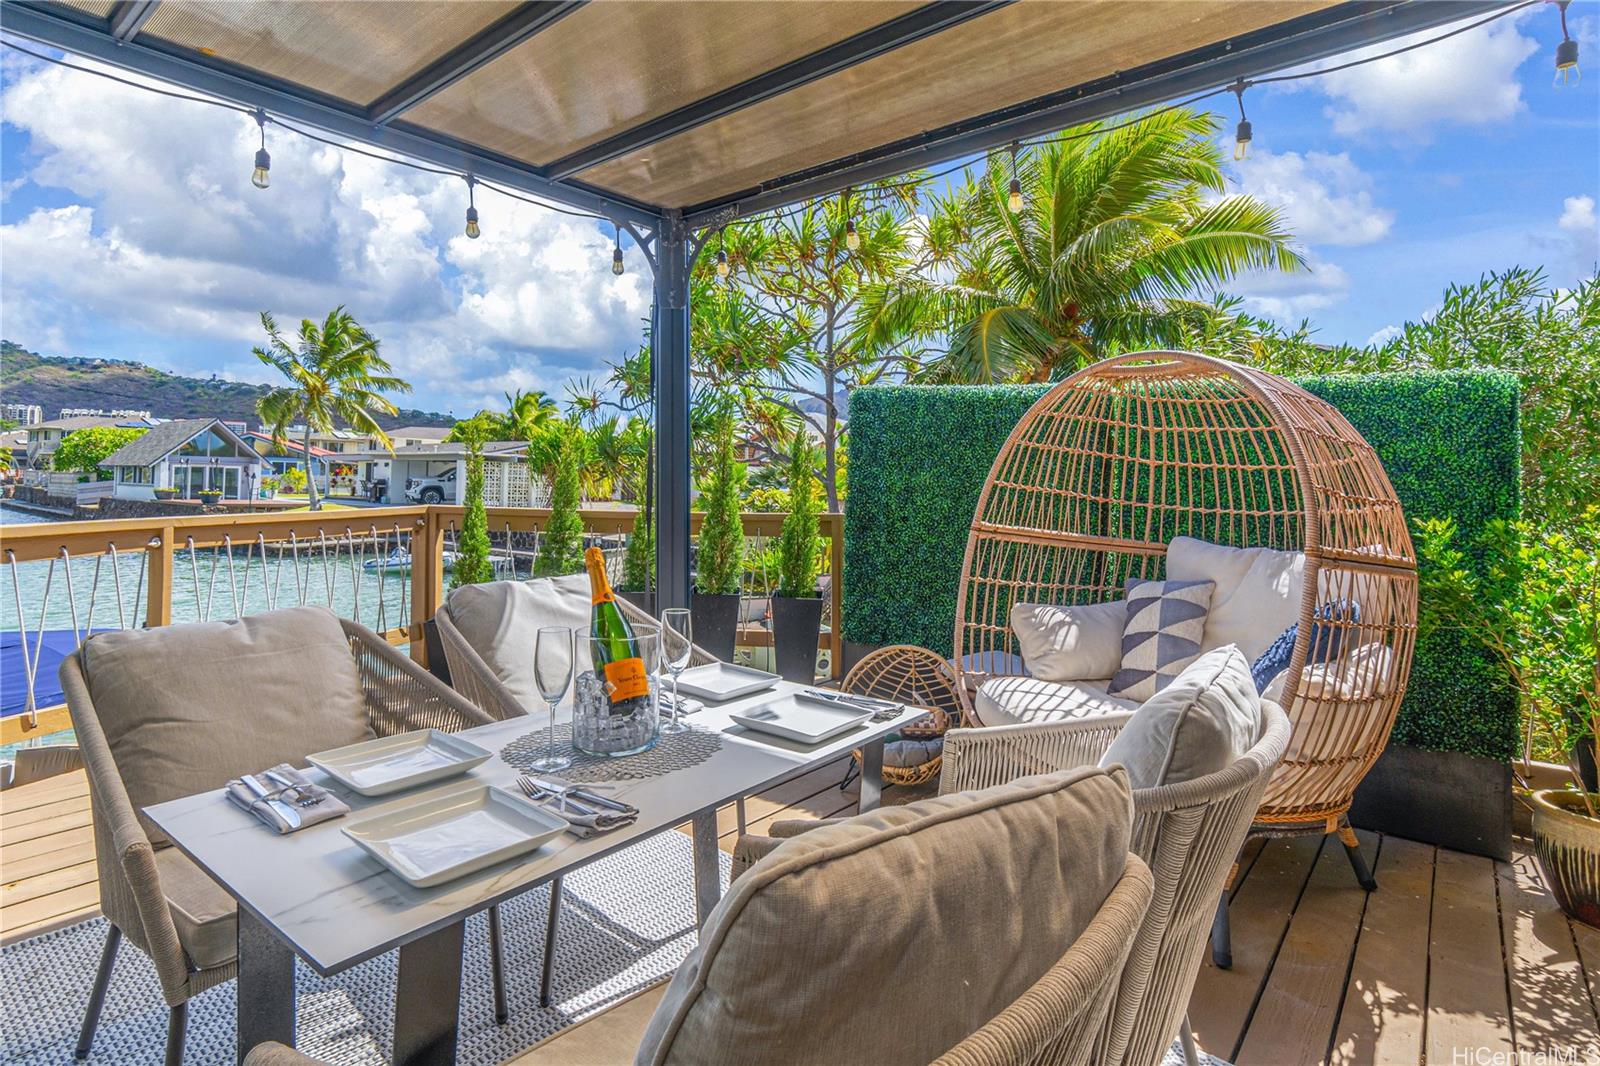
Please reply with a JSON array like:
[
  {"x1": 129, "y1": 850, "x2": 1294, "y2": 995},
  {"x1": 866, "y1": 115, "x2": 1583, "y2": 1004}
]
[
  {"x1": 449, "y1": 412, "x2": 496, "y2": 590},
  {"x1": 844, "y1": 370, "x2": 1521, "y2": 760},
  {"x1": 52, "y1": 425, "x2": 147, "y2": 479},
  {"x1": 536, "y1": 434, "x2": 585, "y2": 577},
  {"x1": 695, "y1": 419, "x2": 747, "y2": 594},
  {"x1": 777, "y1": 436, "x2": 822, "y2": 598}
]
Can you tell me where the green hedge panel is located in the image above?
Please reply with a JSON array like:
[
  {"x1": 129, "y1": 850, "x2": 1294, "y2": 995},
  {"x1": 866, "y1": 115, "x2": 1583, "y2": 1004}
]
[{"x1": 843, "y1": 369, "x2": 1520, "y2": 761}]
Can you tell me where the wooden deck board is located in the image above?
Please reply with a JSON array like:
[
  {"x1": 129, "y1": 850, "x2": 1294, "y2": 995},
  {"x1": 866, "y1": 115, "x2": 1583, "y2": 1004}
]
[
  {"x1": 1329, "y1": 836, "x2": 1435, "y2": 1066},
  {"x1": 4, "y1": 766, "x2": 1598, "y2": 1066}
]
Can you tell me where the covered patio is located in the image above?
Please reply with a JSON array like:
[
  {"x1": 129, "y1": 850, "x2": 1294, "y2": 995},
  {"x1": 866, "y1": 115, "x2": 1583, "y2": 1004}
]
[{"x1": 1, "y1": 3, "x2": 1578, "y2": 1066}]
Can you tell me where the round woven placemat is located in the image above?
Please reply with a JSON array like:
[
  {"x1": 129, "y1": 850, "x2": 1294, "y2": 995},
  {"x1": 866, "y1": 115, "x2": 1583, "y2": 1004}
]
[{"x1": 499, "y1": 723, "x2": 724, "y2": 782}]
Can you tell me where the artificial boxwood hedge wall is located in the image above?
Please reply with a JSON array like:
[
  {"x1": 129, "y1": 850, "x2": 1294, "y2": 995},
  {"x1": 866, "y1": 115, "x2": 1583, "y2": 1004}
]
[{"x1": 843, "y1": 369, "x2": 1520, "y2": 761}]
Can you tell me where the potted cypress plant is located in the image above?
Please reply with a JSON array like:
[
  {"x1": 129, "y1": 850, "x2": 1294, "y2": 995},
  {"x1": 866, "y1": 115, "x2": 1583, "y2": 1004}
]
[
  {"x1": 1417, "y1": 512, "x2": 1600, "y2": 927},
  {"x1": 772, "y1": 435, "x2": 824, "y2": 682},
  {"x1": 447, "y1": 412, "x2": 496, "y2": 589},
  {"x1": 536, "y1": 430, "x2": 586, "y2": 577},
  {"x1": 692, "y1": 419, "x2": 746, "y2": 660}
]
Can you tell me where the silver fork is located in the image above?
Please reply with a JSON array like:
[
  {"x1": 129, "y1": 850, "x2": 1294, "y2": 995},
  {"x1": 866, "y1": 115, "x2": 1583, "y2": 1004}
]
[{"x1": 264, "y1": 769, "x2": 320, "y2": 807}]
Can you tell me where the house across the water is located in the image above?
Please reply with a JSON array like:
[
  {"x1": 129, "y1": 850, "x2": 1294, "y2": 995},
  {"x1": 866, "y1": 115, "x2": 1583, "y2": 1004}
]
[{"x1": 102, "y1": 418, "x2": 271, "y2": 501}]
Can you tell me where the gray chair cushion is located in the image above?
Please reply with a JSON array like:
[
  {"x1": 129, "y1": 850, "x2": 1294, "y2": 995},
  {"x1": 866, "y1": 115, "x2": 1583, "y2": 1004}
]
[
  {"x1": 636, "y1": 764, "x2": 1134, "y2": 1066},
  {"x1": 80, "y1": 606, "x2": 371, "y2": 844},
  {"x1": 444, "y1": 574, "x2": 592, "y2": 715},
  {"x1": 1100, "y1": 644, "x2": 1262, "y2": 789},
  {"x1": 974, "y1": 675, "x2": 1138, "y2": 727},
  {"x1": 154, "y1": 846, "x2": 236, "y2": 970}
]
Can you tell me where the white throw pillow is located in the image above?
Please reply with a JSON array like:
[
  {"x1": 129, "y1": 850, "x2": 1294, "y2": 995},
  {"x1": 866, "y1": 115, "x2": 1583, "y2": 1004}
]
[
  {"x1": 1010, "y1": 599, "x2": 1126, "y2": 682},
  {"x1": 1167, "y1": 536, "x2": 1305, "y2": 661},
  {"x1": 444, "y1": 574, "x2": 592, "y2": 714},
  {"x1": 1100, "y1": 644, "x2": 1262, "y2": 790}
]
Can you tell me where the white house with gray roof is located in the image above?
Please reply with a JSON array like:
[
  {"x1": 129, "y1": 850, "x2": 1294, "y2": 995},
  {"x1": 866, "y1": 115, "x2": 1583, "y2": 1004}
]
[{"x1": 101, "y1": 418, "x2": 270, "y2": 501}]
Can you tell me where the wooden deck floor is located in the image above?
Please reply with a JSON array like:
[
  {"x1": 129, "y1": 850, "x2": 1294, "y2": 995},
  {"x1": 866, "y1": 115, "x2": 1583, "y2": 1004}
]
[{"x1": 6, "y1": 765, "x2": 1597, "y2": 1065}]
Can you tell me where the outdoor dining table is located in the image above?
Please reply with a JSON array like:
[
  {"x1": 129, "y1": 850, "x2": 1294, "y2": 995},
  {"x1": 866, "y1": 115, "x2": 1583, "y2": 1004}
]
[{"x1": 142, "y1": 678, "x2": 927, "y2": 1066}]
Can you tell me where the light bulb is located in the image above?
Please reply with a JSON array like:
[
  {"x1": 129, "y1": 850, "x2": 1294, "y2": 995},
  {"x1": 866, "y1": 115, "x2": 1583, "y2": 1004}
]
[
  {"x1": 251, "y1": 147, "x2": 271, "y2": 190},
  {"x1": 1556, "y1": 38, "x2": 1580, "y2": 85},
  {"x1": 1007, "y1": 177, "x2": 1024, "y2": 214},
  {"x1": 715, "y1": 249, "x2": 731, "y2": 279},
  {"x1": 844, "y1": 217, "x2": 860, "y2": 252},
  {"x1": 465, "y1": 206, "x2": 480, "y2": 239},
  {"x1": 612, "y1": 246, "x2": 625, "y2": 275},
  {"x1": 1233, "y1": 119, "x2": 1252, "y2": 161}
]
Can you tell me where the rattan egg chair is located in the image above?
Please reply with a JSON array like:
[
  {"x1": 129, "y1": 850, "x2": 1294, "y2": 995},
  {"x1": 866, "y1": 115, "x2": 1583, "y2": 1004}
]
[{"x1": 949, "y1": 350, "x2": 1417, "y2": 954}]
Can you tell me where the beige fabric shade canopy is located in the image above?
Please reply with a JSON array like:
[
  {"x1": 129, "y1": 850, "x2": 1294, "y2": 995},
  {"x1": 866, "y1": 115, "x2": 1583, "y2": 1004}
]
[{"x1": 15, "y1": 0, "x2": 1503, "y2": 225}]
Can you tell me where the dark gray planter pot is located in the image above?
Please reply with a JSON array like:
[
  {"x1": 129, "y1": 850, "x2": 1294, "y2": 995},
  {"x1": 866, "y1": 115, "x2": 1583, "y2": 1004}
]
[
  {"x1": 691, "y1": 591, "x2": 740, "y2": 662},
  {"x1": 618, "y1": 589, "x2": 656, "y2": 619},
  {"x1": 772, "y1": 594, "x2": 825, "y2": 683}
]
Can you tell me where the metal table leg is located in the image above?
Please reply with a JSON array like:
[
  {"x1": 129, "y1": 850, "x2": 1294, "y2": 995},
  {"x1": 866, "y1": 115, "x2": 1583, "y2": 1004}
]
[
  {"x1": 393, "y1": 920, "x2": 465, "y2": 1066},
  {"x1": 691, "y1": 808, "x2": 721, "y2": 929},
  {"x1": 236, "y1": 909, "x2": 296, "y2": 1065},
  {"x1": 859, "y1": 738, "x2": 885, "y2": 812}
]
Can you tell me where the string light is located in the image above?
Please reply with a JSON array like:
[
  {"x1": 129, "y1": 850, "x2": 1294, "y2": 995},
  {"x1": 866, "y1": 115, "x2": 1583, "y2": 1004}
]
[
  {"x1": 1007, "y1": 141, "x2": 1024, "y2": 213},
  {"x1": 612, "y1": 225, "x2": 625, "y2": 275},
  {"x1": 715, "y1": 226, "x2": 731, "y2": 281},
  {"x1": 1230, "y1": 79, "x2": 1253, "y2": 161},
  {"x1": 250, "y1": 109, "x2": 270, "y2": 190},
  {"x1": 464, "y1": 176, "x2": 481, "y2": 239},
  {"x1": 1556, "y1": 0, "x2": 1580, "y2": 86}
]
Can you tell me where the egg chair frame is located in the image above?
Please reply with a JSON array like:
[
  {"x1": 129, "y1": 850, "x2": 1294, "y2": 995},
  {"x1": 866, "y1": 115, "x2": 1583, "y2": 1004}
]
[{"x1": 948, "y1": 351, "x2": 1418, "y2": 902}]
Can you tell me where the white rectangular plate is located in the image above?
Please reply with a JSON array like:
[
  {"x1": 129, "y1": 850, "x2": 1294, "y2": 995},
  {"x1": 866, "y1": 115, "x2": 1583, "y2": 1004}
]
[
  {"x1": 308, "y1": 730, "x2": 491, "y2": 797},
  {"x1": 342, "y1": 786, "x2": 568, "y2": 888},
  {"x1": 730, "y1": 693, "x2": 873, "y2": 744},
  {"x1": 673, "y1": 661, "x2": 780, "y2": 702}
]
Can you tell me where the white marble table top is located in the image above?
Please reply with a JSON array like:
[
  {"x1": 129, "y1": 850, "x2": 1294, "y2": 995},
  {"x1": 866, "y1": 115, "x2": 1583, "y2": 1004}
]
[{"x1": 144, "y1": 680, "x2": 927, "y2": 975}]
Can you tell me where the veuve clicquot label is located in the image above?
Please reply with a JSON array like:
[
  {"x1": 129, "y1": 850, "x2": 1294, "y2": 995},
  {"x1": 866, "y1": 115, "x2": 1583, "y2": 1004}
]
[{"x1": 584, "y1": 546, "x2": 651, "y2": 718}]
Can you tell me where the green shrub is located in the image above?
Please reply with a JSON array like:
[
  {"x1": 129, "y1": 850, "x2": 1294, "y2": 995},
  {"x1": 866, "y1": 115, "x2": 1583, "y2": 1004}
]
[
  {"x1": 449, "y1": 412, "x2": 496, "y2": 590},
  {"x1": 695, "y1": 420, "x2": 746, "y2": 594},
  {"x1": 537, "y1": 435, "x2": 585, "y2": 577},
  {"x1": 844, "y1": 370, "x2": 1521, "y2": 760},
  {"x1": 777, "y1": 436, "x2": 822, "y2": 598}
]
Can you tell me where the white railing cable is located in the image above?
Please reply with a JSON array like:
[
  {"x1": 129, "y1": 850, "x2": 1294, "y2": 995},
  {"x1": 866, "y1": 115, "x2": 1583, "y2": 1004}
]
[
  {"x1": 6, "y1": 549, "x2": 38, "y2": 726},
  {"x1": 59, "y1": 548, "x2": 82, "y2": 648}
]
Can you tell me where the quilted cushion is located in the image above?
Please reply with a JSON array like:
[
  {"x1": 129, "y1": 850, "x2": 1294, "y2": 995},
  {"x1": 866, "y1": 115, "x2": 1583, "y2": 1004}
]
[
  {"x1": 1100, "y1": 645, "x2": 1262, "y2": 790},
  {"x1": 79, "y1": 607, "x2": 371, "y2": 844},
  {"x1": 1107, "y1": 579, "x2": 1213, "y2": 701},
  {"x1": 1010, "y1": 599, "x2": 1126, "y2": 682},
  {"x1": 636, "y1": 764, "x2": 1135, "y2": 1066},
  {"x1": 444, "y1": 574, "x2": 592, "y2": 715},
  {"x1": 974, "y1": 675, "x2": 1138, "y2": 727},
  {"x1": 1166, "y1": 536, "x2": 1305, "y2": 661}
]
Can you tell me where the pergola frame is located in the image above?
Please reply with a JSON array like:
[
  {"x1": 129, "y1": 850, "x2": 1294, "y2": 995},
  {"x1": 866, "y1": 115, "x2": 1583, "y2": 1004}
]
[{"x1": 0, "y1": 0, "x2": 1508, "y2": 610}]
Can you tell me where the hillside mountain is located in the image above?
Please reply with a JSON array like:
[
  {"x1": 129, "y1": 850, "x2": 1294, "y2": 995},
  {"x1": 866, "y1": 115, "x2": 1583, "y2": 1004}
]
[{"x1": 0, "y1": 341, "x2": 454, "y2": 429}]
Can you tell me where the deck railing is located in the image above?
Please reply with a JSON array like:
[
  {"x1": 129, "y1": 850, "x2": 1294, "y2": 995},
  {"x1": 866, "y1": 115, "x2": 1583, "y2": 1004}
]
[{"x1": 1, "y1": 505, "x2": 844, "y2": 745}]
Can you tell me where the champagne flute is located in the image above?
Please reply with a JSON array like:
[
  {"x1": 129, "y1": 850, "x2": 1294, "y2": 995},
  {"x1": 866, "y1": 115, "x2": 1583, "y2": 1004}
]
[
  {"x1": 531, "y1": 625, "x2": 575, "y2": 772},
  {"x1": 660, "y1": 608, "x2": 693, "y2": 734}
]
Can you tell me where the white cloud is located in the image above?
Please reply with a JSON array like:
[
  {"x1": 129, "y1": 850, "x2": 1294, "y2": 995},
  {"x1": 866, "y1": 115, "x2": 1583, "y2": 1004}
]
[
  {"x1": 1268, "y1": 12, "x2": 1539, "y2": 142},
  {"x1": 1225, "y1": 253, "x2": 1352, "y2": 322},
  {"x1": 1231, "y1": 150, "x2": 1393, "y2": 246},
  {"x1": 1560, "y1": 194, "x2": 1597, "y2": 233},
  {"x1": 1365, "y1": 325, "x2": 1403, "y2": 346},
  {"x1": 1546, "y1": 194, "x2": 1600, "y2": 278},
  {"x1": 0, "y1": 53, "x2": 651, "y2": 417}
]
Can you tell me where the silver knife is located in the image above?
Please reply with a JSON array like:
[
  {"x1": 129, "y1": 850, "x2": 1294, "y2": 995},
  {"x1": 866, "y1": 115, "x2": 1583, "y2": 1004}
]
[
  {"x1": 529, "y1": 778, "x2": 637, "y2": 814},
  {"x1": 802, "y1": 689, "x2": 902, "y2": 713},
  {"x1": 241, "y1": 774, "x2": 302, "y2": 830}
]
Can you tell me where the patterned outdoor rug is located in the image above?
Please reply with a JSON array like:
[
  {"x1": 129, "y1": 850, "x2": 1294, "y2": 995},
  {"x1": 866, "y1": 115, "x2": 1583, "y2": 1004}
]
[{"x1": 0, "y1": 832, "x2": 727, "y2": 1066}]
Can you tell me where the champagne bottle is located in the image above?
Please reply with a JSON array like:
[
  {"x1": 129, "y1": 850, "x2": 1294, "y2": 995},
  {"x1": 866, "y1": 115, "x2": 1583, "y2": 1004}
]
[{"x1": 584, "y1": 546, "x2": 650, "y2": 718}]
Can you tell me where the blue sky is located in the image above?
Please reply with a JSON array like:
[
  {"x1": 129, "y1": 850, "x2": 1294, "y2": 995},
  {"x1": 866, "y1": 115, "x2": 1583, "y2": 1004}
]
[{"x1": 1, "y1": 5, "x2": 1596, "y2": 418}]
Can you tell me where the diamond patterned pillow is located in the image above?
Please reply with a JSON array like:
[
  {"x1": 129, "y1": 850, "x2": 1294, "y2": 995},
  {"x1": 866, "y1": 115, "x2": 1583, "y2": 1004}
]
[{"x1": 1107, "y1": 578, "x2": 1214, "y2": 701}]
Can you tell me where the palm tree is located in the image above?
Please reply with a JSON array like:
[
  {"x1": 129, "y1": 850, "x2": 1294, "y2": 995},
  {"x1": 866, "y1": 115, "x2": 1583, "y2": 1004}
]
[
  {"x1": 857, "y1": 108, "x2": 1306, "y2": 383},
  {"x1": 253, "y1": 307, "x2": 410, "y2": 511},
  {"x1": 501, "y1": 389, "x2": 559, "y2": 441}
]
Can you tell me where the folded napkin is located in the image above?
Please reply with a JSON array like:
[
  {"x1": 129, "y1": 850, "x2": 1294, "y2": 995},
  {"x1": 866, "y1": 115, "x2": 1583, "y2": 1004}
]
[
  {"x1": 801, "y1": 688, "x2": 904, "y2": 722},
  {"x1": 519, "y1": 778, "x2": 639, "y2": 839},
  {"x1": 658, "y1": 690, "x2": 705, "y2": 716},
  {"x1": 226, "y1": 764, "x2": 349, "y2": 834}
]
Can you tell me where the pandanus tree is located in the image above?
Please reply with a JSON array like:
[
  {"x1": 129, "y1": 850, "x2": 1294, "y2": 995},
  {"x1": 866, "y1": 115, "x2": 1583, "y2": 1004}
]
[
  {"x1": 253, "y1": 307, "x2": 409, "y2": 510},
  {"x1": 857, "y1": 108, "x2": 1306, "y2": 383}
]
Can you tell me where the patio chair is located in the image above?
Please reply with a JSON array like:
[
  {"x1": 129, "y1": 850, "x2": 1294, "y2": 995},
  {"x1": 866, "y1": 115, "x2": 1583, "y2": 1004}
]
[
  {"x1": 59, "y1": 606, "x2": 495, "y2": 1066},
  {"x1": 743, "y1": 647, "x2": 1291, "y2": 1066},
  {"x1": 248, "y1": 762, "x2": 1154, "y2": 1066},
  {"x1": 434, "y1": 573, "x2": 720, "y2": 1007}
]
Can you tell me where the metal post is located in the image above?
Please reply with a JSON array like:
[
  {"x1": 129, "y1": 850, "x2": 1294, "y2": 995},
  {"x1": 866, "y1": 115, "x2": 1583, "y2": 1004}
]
[{"x1": 653, "y1": 211, "x2": 692, "y2": 611}]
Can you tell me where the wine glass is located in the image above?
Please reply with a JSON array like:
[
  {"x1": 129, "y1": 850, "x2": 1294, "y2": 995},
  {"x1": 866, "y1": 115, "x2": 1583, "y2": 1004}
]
[
  {"x1": 531, "y1": 625, "x2": 575, "y2": 772},
  {"x1": 659, "y1": 608, "x2": 694, "y2": 734}
]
